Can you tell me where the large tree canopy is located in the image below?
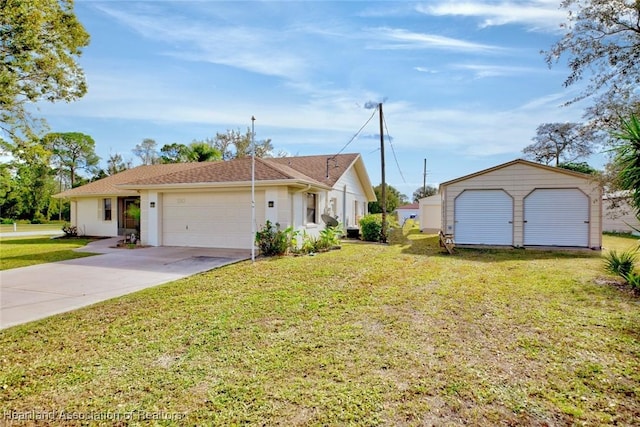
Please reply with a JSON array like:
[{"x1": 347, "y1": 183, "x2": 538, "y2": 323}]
[
  {"x1": 0, "y1": 0, "x2": 90, "y2": 140},
  {"x1": 368, "y1": 184, "x2": 408, "y2": 215},
  {"x1": 201, "y1": 128, "x2": 273, "y2": 160},
  {"x1": 132, "y1": 138, "x2": 160, "y2": 165},
  {"x1": 412, "y1": 185, "x2": 437, "y2": 203},
  {"x1": 545, "y1": 0, "x2": 640, "y2": 125},
  {"x1": 523, "y1": 122, "x2": 600, "y2": 166},
  {"x1": 43, "y1": 132, "x2": 99, "y2": 187}
]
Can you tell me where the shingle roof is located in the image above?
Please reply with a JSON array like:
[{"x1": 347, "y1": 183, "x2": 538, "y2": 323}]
[
  {"x1": 54, "y1": 163, "x2": 208, "y2": 197},
  {"x1": 397, "y1": 202, "x2": 419, "y2": 210},
  {"x1": 55, "y1": 153, "x2": 363, "y2": 197},
  {"x1": 269, "y1": 153, "x2": 359, "y2": 186}
]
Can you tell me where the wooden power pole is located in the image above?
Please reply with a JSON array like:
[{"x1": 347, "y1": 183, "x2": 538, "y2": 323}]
[{"x1": 379, "y1": 102, "x2": 387, "y2": 243}]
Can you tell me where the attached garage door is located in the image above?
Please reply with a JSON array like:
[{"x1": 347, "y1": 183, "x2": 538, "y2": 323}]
[
  {"x1": 454, "y1": 190, "x2": 513, "y2": 245},
  {"x1": 524, "y1": 189, "x2": 589, "y2": 247},
  {"x1": 162, "y1": 192, "x2": 252, "y2": 249}
]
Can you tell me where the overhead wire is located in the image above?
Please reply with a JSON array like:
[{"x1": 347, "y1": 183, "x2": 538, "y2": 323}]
[
  {"x1": 333, "y1": 105, "x2": 379, "y2": 157},
  {"x1": 383, "y1": 111, "x2": 407, "y2": 183}
]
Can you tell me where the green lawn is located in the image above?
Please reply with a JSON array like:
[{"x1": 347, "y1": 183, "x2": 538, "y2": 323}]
[
  {"x1": 0, "y1": 221, "x2": 66, "y2": 234},
  {"x1": 0, "y1": 236, "x2": 98, "y2": 270},
  {"x1": 0, "y1": 228, "x2": 638, "y2": 425}
]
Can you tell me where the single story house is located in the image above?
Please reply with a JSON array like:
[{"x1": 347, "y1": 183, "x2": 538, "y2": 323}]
[
  {"x1": 55, "y1": 153, "x2": 376, "y2": 250},
  {"x1": 439, "y1": 159, "x2": 602, "y2": 249},
  {"x1": 418, "y1": 194, "x2": 441, "y2": 234},
  {"x1": 396, "y1": 202, "x2": 419, "y2": 224}
]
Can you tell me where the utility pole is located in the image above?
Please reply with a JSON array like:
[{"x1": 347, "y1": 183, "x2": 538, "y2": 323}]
[
  {"x1": 423, "y1": 158, "x2": 427, "y2": 196},
  {"x1": 251, "y1": 116, "x2": 256, "y2": 263},
  {"x1": 379, "y1": 102, "x2": 387, "y2": 243}
]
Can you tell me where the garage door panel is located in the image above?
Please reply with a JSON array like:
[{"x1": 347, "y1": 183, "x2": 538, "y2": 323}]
[
  {"x1": 455, "y1": 190, "x2": 513, "y2": 245},
  {"x1": 524, "y1": 189, "x2": 588, "y2": 247},
  {"x1": 162, "y1": 192, "x2": 252, "y2": 249}
]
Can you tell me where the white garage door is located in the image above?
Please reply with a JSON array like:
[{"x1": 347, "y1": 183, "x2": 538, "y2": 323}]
[
  {"x1": 454, "y1": 190, "x2": 513, "y2": 245},
  {"x1": 163, "y1": 192, "x2": 252, "y2": 249},
  {"x1": 524, "y1": 189, "x2": 589, "y2": 247}
]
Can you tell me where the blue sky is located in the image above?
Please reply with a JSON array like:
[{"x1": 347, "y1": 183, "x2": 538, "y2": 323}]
[{"x1": 38, "y1": 0, "x2": 600, "y2": 198}]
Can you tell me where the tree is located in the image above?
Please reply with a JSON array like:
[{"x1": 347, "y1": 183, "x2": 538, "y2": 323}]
[
  {"x1": 43, "y1": 132, "x2": 100, "y2": 188},
  {"x1": 132, "y1": 138, "x2": 159, "y2": 165},
  {"x1": 160, "y1": 142, "x2": 221, "y2": 163},
  {"x1": 206, "y1": 128, "x2": 273, "y2": 160},
  {"x1": 106, "y1": 152, "x2": 131, "y2": 175},
  {"x1": 0, "y1": 0, "x2": 90, "y2": 140},
  {"x1": 368, "y1": 184, "x2": 408, "y2": 214},
  {"x1": 160, "y1": 143, "x2": 190, "y2": 163},
  {"x1": 523, "y1": 123, "x2": 600, "y2": 166},
  {"x1": 545, "y1": 1, "x2": 640, "y2": 126},
  {"x1": 611, "y1": 114, "x2": 640, "y2": 214},
  {"x1": 187, "y1": 142, "x2": 221, "y2": 162},
  {"x1": 557, "y1": 161, "x2": 598, "y2": 175},
  {"x1": 412, "y1": 185, "x2": 437, "y2": 202}
]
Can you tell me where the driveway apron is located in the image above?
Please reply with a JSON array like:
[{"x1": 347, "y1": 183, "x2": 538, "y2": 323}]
[{"x1": 0, "y1": 238, "x2": 249, "y2": 329}]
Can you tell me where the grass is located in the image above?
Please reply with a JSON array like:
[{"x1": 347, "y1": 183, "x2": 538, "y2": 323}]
[
  {"x1": 0, "y1": 225, "x2": 639, "y2": 425},
  {"x1": 0, "y1": 221, "x2": 66, "y2": 234},
  {"x1": 0, "y1": 236, "x2": 98, "y2": 270}
]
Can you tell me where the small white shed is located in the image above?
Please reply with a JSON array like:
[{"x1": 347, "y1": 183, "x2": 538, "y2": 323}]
[
  {"x1": 419, "y1": 194, "x2": 441, "y2": 233},
  {"x1": 396, "y1": 203, "x2": 419, "y2": 224},
  {"x1": 440, "y1": 159, "x2": 602, "y2": 249}
]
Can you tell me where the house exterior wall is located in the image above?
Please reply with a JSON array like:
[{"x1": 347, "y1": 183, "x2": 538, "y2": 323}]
[
  {"x1": 397, "y1": 209, "x2": 419, "y2": 224},
  {"x1": 73, "y1": 197, "x2": 118, "y2": 237},
  {"x1": 419, "y1": 195, "x2": 441, "y2": 233},
  {"x1": 603, "y1": 197, "x2": 640, "y2": 234},
  {"x1": 330, "y1": 166, "x2": 369, "y2": 228},
  {"x1": 441, "y1": 163, "x2": 602, "y2": 248}
]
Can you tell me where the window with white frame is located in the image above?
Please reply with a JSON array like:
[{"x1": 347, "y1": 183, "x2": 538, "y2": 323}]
[
  {"x1": 103, "y1": 198, "x2": 112, "y2": 221},
  {"x1": 306, "y1": 193, "x2": 317, "y2": 223}
]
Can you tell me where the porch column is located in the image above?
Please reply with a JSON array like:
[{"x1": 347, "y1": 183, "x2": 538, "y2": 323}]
[{"x1": 144, "y1": 191, "x2": 161, "y2": 246}]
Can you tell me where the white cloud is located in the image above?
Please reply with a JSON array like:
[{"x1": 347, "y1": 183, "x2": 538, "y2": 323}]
[
  {"x1": 416, "y1": 1, "x2": 567, "y2": 32},
  {"x1": 452, "y1": 63, "x2": 544, "y2": 78},
  {"x1": 369, "y1": 27, "x2": 505, "y2": 52},
  {"x1": 95, "y1": 5, "x2": 309, "y2": 80}
]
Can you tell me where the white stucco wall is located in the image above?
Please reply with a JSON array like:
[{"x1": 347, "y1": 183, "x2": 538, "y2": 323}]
[
  {"x1": 419, "y1": 195, "x2": 442, "y2": 233},
  {"x1": 73, "y1": 197, "x2": 118, "y2": 237},
  {"x1": 330, "y1": 166, "x2": 369, "y2": 228}
]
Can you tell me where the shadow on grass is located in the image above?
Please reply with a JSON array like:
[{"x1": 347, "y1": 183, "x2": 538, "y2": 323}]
[{"x1": 392, "y1": 229, "x2": 601, "y2": 262}]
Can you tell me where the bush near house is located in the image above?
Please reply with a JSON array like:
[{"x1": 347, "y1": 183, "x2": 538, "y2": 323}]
[{"x1": 359, "y1": 213, "x2": 397, "y2": 242}]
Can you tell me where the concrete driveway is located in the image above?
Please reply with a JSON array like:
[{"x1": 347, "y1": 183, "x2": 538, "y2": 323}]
[{"x1": 0, "y1": 237, "x2": 249, "y2": 329}]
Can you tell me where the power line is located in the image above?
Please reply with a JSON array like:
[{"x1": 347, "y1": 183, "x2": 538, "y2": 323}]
[
  {"x1": 382, "y1": 112, "x2": 406, "y2": 183},
  {"x1": 334, "y1": 105, "x2": 379, "y2": 156}
]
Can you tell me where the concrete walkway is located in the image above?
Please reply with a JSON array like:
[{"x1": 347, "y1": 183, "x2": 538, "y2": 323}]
[{"x1": 0, "y1": 238, "x2": 250, "y2": 329}]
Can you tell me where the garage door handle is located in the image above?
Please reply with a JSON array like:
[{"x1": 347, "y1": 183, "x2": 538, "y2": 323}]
[
  {"x1": 584, "y1": 220, "x2": 589, "y2": 223},
  {"x1": 508, "y1": 221, "x2": 513, "y2": 224},
  {"x1": 523, "y1": 220, "x2": 527, "y2": 223}
]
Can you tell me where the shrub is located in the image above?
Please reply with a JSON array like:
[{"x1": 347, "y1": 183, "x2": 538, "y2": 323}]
[
  {"x1": 623, "y1": 271, "x2": 640, "y2": 290},
  {"x1": 62, "y1": 223, "x2": 78, "y2": 237},
  {"x1": 603, "y1": 249, "x2": 637, "y2": 278},
  {"x1": 360, "y1": 214, "x2": 383, "y2": 242},
  {"x1": 255, "y1": 220, "x2": 289, "y2": 256},
  {"x1": 1, "y1": 218, "x2": 15, "y2": 225},
  {"x1": 316, "y1": 225, "x2": 342, "y2": 251},
  {"x1": 31, "y1": 212, "x2": 47, "y2": 224}
]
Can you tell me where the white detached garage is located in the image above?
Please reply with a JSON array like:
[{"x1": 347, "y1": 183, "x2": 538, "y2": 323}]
[{"x1": 440, "y1": 159, "x2": 602, "y2": 249}]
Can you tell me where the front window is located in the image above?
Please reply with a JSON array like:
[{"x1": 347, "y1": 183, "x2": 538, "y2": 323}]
[
  {"x1": 103, "y1": 198, "x2": 112, "y2": 221},
  {"x1": 306, "y1": 193, "x2": 317, "y2": 223}
]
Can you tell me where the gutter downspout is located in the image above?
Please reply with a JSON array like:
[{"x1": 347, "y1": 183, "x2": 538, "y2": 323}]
[{"x1": 342, "y1": 185, "x2": 347, "y2": 231}]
